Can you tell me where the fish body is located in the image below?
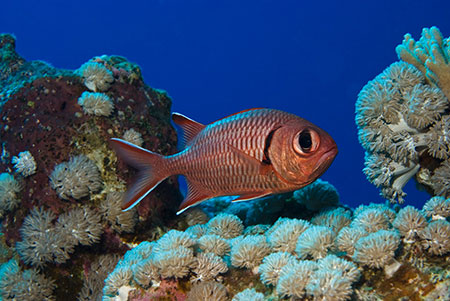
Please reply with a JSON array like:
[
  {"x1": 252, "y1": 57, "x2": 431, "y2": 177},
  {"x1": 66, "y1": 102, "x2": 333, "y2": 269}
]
[{"x1": 111, "y1": 108, "x2": 337, "y2": 214}]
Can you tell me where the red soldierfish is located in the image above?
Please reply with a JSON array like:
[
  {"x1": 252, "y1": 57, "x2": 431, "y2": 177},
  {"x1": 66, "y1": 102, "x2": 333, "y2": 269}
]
[{"x1": 110, "y1": 108, "x2": 338, "y2": 215}]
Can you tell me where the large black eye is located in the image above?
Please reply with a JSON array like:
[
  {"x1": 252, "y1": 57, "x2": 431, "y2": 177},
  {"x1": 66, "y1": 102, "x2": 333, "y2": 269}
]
[
  {"x1": 293, "y1": 128, "x2": 320, "y2": 155},
  {"x1": 298, "y1": 130, "x2": 312, "y2": 152}
]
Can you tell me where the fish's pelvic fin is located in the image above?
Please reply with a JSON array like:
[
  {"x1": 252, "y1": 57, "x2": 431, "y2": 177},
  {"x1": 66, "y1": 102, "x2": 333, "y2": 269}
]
[
  {"x1": 177, "y1": 178, "x2": 211, "y2": 215},
  {"x1": 172, "y1": 113, "x2": 205, "y2": 146},
  {"x1": 227, "y1": 144, "x2": 272, "y2": 175},
  {"x1": 233, "y1": 192, "x2": 271, "y2": 202},
  {"x1": 110, "y1": 138, "x2": 168, "y2": 211}
]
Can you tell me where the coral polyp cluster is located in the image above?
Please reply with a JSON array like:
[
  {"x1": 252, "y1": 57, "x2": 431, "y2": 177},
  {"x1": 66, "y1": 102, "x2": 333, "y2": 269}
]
[
  {"x1": 356, "y1": 26, "x2": 450, "y2": 203},
  {"x1": 99, "y1": 196, "x2": 450, "y2": 300},
  {"x1": 11, "y1": 151, "x2": 36, "y2": 177},
  {"x1": 77, "y1": 61, "x2": 114, "y2": 92},
  {"x1": 16, "y1": 206, "x2": 103, "y2": 267},
  {"x1": 77, "y1": 91, "x2": 114, "y2": 117},
  {"x1": 0, "y1": 173, "x2": 21, "y2": 219},
  {"x1": 49, "y1": 155, "x2": 103, "y2": 200},
  {"x1": 0, "y1": 258, "x2": 56, "y2": 300}
]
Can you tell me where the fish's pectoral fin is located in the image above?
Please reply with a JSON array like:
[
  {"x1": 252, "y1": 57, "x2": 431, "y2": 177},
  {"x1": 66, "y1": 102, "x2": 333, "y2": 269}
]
[
  {"x1": 226, "y1": 144, "x2": 272, "y2": 175},
  {"x1": 177, "y1": 178, "x2": 211, "y2": 215},
  {"x1": 233, "y1": 192, "x2": 271, "y2": 202},
  {"x1": 172, "y1": 113, "x2": 206, "y2": 146}
]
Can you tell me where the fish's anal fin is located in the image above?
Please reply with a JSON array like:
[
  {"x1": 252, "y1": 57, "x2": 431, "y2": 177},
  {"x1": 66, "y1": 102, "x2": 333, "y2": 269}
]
[
  {"x1": 226, "y1": 144, "x2": 272, "y2": 175},
  {"x1": 176, "y1": 178, "x2": 211, "y2": 215},
  {"x1": 233, "y1": 192, "x2": 271, "y2": 202},
  {"x1": 172, "y1": 113, "x2": 205, "y2": 146}
]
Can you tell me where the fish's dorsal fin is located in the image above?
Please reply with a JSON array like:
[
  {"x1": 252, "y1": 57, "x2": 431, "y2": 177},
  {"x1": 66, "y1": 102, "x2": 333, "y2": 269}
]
[
  {"x1": 177, "y1": 178, "x2": 211, "y2": 215},
  {"x1": 212, "y1": 108, "x2": 265, "y2": 123},
  {"x1": 172, "y1": 113, "x2": 206, "y2": 146},
  {"x1": 225, "y1": 108, "x2": 264, "y2": 117}
]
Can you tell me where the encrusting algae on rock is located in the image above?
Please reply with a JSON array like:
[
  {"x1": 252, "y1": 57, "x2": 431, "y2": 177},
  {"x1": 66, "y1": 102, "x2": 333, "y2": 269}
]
[{"x1": 0, "y1": 27, "x2": 450, "y2": 300}]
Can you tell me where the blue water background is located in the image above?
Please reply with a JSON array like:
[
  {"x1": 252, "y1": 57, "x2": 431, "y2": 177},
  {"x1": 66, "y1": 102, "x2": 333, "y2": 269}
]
[{"x1": 1, "y1": 0, "x2": 449, "y2": 209}]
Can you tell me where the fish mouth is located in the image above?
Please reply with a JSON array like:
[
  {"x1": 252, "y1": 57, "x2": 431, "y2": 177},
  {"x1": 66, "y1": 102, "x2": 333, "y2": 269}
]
[{"x1": 312, "y1": 147, "x2": 338, "y2": 177}]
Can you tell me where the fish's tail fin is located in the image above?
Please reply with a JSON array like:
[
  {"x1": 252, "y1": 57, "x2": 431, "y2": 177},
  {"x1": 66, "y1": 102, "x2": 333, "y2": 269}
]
[{"x1": 110, "y1": 138, "x2": 169, "y2": 211}]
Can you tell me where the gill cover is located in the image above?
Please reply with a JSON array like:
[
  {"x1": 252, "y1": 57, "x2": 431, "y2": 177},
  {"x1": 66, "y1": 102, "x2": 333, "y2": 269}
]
[{"x1": 267, "y1": 119, "x2": 330, "y2": 185}]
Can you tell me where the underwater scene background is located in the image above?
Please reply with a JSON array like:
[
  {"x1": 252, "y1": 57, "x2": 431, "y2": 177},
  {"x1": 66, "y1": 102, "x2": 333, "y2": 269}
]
[{"x1": 0, "y1": 0, "x2": 450, "y2": 300}]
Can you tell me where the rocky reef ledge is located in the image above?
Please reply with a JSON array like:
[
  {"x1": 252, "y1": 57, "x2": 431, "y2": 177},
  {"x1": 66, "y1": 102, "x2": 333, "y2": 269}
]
[{"x1": 0, "y1": 33, "x2": 182, "y2": 299}]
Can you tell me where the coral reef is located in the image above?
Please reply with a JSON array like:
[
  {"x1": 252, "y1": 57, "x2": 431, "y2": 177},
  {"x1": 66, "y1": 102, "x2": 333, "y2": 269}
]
[
  {"x1": 0, "y1": 33, "x2": 181, "y2": 298},
  {"x1": 1, "y1": 28, "x2": 449, "y2": 300},
  {"x1": 101, "y1": 199, "x2": 450, "y2": 300},
  {"x1": 356, "y1": 26, "x2": 450, "y2": 202}
]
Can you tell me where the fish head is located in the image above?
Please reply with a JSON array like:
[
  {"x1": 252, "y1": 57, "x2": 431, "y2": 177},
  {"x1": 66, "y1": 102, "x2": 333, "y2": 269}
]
[{"x1": 268, "y1": 118, "x2": 338, "y2": 186}]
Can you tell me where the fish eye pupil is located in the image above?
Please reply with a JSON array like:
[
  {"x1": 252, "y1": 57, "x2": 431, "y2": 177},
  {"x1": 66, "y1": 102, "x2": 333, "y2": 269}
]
[{"x1": 299, "y1": 130, "x2": 312, "y2": 151}]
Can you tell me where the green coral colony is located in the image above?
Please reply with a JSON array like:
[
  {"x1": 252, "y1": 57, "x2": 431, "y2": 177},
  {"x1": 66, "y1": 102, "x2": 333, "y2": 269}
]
[{"x1": 0, "y1": 27, "x2": 449, "y2": 300}]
